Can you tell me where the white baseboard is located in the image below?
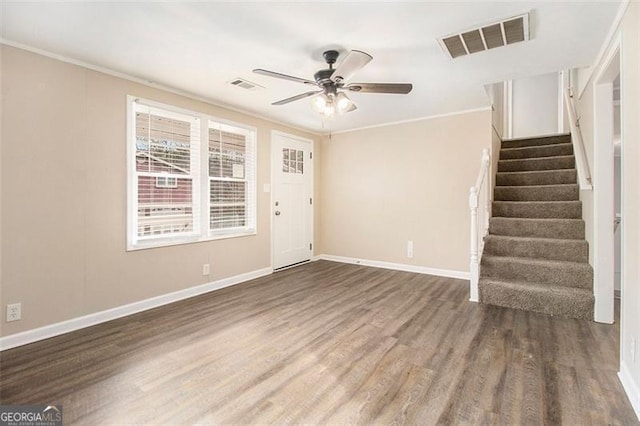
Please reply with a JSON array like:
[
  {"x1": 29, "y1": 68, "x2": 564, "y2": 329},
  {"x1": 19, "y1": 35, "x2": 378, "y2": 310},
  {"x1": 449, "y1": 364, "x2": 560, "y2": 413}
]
[
  {"x1": 0, "y1": 267, "x2": 273, "y2": 351},
  {"x1": 619, "y1": 362, "x2": 640, "y2": 421},
  {"x1": 315, "y1": 254, "x2": 470, "y2": 280}
]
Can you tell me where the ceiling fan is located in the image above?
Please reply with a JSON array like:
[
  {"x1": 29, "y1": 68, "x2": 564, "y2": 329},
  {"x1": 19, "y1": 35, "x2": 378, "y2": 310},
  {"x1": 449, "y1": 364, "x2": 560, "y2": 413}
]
[{"x1": 253, "y1": 49, "x2": 413, "y2": 117}]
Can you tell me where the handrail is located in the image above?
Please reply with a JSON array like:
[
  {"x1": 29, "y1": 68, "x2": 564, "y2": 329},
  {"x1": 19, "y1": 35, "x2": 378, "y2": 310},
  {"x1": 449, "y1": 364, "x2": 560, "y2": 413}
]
[
  {"x1": 469, "y1": 148, "x2": 491, "y2": 302},
  {"x1": 564, "y1": 87, "x2": 593, "y2": 190}
]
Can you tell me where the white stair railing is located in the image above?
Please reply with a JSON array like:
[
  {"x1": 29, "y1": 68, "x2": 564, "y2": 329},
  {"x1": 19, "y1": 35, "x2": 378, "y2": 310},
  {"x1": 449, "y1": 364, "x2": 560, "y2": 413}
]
[
  {"x1": 564, "y1": 87, "x2": 593, "y2": 190},
  {"x1": 469, "y1": 148, "x2": 491, "y2": 302}
]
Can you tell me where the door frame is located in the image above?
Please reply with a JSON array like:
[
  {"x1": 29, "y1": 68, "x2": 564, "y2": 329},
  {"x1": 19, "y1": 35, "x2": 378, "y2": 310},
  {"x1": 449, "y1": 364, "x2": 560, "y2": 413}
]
[
  {"x1": 593, "y1": 38, "x2": 621, "y2": 324},
  {"x1": 270, "y1": 130, "x2": 314, "y2": 270}
]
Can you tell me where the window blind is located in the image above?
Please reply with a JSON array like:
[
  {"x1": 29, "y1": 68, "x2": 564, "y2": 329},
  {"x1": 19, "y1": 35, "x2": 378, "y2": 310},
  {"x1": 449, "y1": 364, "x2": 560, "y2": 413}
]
[
  {"x1": 208, "y1": 121, "x2": 256, "y2": 234},
  {"x1": 133, "y1": 102, "x2": 200, "y2": 240}
]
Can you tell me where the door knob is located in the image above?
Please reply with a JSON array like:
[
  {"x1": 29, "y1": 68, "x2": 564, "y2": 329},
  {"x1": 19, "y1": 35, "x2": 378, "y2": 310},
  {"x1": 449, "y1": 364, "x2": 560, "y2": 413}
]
[{"x1": 275, "y1": 211, "x2": 281, "y2": 216}]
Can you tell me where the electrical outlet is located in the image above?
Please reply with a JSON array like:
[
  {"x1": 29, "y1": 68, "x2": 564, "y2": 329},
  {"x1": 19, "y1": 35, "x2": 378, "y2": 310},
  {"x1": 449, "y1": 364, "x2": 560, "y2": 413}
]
[
  {"x1": 203, "y1": 263, "x2": 210, "y2": 276},
  {"x1": 6, "y1": 303, "x2": 21, "y2": 322},
  {"x1": 407, "y1": 241, "x2": 414, "y2": 259}
]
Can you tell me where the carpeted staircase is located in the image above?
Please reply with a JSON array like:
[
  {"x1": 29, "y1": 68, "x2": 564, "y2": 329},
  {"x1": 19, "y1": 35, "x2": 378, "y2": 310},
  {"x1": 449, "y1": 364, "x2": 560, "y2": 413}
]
[{"x1": 479, "y1": 134, "x2": 594, "y2": 320}]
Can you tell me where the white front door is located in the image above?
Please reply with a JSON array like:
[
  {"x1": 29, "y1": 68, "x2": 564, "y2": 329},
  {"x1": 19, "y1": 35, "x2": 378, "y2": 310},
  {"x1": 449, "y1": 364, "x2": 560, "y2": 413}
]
[{"x1": 272, "y1": 132, "x2": 313, "y2": 269}]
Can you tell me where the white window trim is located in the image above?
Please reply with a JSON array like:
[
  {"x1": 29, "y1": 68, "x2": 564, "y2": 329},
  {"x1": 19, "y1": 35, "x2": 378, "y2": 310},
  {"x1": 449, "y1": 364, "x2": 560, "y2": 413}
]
[
  {"x1": 126, "y1": 96, "x2": 257, "y2": 251},
  {"x1": 155, "y1": 176, "x2": 179, "y2": 188}
]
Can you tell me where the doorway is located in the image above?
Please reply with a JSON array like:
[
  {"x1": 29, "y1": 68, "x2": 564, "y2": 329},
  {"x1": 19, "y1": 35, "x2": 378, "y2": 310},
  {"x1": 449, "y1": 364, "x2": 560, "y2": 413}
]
[
  {"x1": 613, "y1": 76, "x2": 622, "y2": 300},
  {"x1": 271, "y1": 131, "x2": 314, "y2": 270},
  {"x1": 593, "y1": 46, "x2": 621, "y2": 324}
]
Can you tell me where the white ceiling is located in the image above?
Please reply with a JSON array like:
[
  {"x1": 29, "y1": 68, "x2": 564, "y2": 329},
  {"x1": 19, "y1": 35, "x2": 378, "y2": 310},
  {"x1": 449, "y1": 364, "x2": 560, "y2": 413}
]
[{"x1": 1, "y1": 1, "x2": 622, "y2": 134}]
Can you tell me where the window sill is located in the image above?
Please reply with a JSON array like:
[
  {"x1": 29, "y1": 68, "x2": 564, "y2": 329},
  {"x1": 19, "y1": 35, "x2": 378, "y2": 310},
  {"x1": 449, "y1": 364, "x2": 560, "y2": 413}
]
[{"x1": 127, "y1": 229, "x2": 257, "y2": 252}]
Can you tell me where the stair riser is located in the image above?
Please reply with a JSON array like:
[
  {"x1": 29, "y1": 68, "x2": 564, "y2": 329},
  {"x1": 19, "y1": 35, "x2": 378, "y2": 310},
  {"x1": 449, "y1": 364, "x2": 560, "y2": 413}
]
[
  {"x1": 489, "y1": 218, "x2": 585, "y2": 239},
  {"x1": 502, "y1": 135, "x2": 572, "y2": 149},
  {"x1": 494, "y1": 185, "x2": 579, "y2": 201},
  {"x1": 500, "y1": 143, "x2": 573, "y2": 160},
  {"x1": 480, "y1": 258, "x2": 593, "y2": 289},
  {"x1": 498, "y1": 156, "x2": 575, "y2": 172},
  {"x1": 479, "y1": 281, "x2": 593, "y2": 320},
  {"x1": 484, "y1": 237, "x2": 588, "y2": 263},
  {"x1": 493, "y1": 202, "x2": 581, "y2": 219},
  {"x1": 497, "y1": 170, "x2": 577, "y2": 186}
]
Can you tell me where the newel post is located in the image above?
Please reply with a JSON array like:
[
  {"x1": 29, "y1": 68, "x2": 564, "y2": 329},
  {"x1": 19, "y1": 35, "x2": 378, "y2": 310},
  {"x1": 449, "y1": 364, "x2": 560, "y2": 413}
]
[{"x1": 469, "y1": 187, "x2": 479, "y2": 302}]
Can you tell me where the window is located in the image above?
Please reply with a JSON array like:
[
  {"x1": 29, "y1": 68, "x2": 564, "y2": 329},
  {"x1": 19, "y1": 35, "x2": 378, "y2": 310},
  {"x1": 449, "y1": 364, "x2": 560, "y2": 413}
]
[
  {"x1": 155, "y1": 176, "x2": 178, "y2": 188},
  {"x1": 209, "y1": 122, "x2": 254, "y2": 231},
  {"x1": 127, "y1": 97, "x2": 256, "y2": 250},
  {"x1": 282, "y1": 148, "x2": 304, "y2": 174}
]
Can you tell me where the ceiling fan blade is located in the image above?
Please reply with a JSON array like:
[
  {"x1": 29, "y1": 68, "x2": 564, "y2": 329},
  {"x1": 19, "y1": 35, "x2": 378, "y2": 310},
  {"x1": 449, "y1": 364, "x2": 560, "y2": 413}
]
[
  {"x1": 345, "y1": 103, "x2": 358, "y2": 113},
  {"x1": 272, "y1": 90, "x2": 323, "y2": 106},
  {"x1": 345, "y1": 83, "x2": 413, "y2": 94},
  {"x1": 253, "y1": 69, "x2": 316, "y2": 86},
  {"x1": 331, "y1": 50, "x2": 372, "y2": 83}
]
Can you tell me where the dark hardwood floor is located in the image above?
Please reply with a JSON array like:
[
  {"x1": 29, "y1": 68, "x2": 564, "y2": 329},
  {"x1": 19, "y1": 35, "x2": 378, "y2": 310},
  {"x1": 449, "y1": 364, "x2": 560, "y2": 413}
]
[{"x1": 1, "y1": 260, "x2": 637, "y2": 425}]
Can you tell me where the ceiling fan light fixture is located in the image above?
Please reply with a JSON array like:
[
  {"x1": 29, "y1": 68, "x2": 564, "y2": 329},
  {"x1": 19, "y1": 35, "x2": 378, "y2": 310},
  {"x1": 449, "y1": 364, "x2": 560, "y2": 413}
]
[
  {"x1": 335, "y1": 92, "x2": 353, "y2": 114},
  {"x1": 312, "y1": 92, "x2": 342, "y2": 117},
  {"x1": 322, "y1": 100, "x2": 336, "y2": 117},
  {"x1": 311, "y1": 93, "x2": 328, "y2": 113}
]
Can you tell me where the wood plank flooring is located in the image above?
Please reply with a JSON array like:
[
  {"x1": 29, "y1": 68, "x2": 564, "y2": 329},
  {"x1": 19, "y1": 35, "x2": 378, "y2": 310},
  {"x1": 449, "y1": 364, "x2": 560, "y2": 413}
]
[{"x1": 1, "y1": 260, "x2": 637, "y2": 425}]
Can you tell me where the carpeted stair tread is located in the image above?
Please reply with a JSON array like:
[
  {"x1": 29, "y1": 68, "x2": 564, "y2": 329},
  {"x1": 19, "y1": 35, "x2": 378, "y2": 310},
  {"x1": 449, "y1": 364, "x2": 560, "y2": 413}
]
[
  {"x1": 480, "y1": 133, "x2": 593, "y2": 320},
  {"x1": 497, "y1": 169, "x2": 577, "y2": 186},
  {"x1": 479, "y1": 278, "x2": 594, "y2": 320},
  {"x1": 480, "y1": 255, "x2": 592, "y2": 289},
  {"x1": 484, "y1": 235, "x2": 588, "y2": 263},
  {"x1": 498, "y1": 155, "x2": 575, "y2": 172},
  {"x1": 501, "y1": 134, "x2": 572, "y2": 149},
  {"x1": 500, "y1": 143, "x2": 573, "y2": 160},
  {"x1": 489, "y1": 217, "x2": 585, "y2": 240},
  {"x1": 494, "y1": 184, "x2": 579, "y2": 201},
  {"x1": 493, "y1": 201, "x2": 581, "y2": 218}
]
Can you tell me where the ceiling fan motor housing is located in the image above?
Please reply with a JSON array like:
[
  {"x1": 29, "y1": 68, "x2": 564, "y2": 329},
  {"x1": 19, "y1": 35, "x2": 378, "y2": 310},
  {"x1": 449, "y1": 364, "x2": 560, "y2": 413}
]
[
  {"x1": 313, "y1": 50, "x2": 345, "y2": 94},
  {"x1": 314, "y1": 69, "x2": 336, "y2": 87}
]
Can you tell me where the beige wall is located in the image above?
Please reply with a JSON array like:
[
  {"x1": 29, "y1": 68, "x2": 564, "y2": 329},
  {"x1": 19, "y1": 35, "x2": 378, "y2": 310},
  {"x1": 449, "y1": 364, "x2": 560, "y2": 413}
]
[
  {"x1": 318, "y1": 110, "x2": 491, "y2": 273},
  {"x1": 0, "y1": 46, "x2": 320, "y2": 337},
  {"x1": 575, "y1": 2, "x2": 640, "y2": 413}
]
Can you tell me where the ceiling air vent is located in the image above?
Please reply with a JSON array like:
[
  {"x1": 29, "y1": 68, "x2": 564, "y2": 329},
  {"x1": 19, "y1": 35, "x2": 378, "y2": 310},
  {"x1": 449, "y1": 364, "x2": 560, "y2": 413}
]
[
  {"x1": 439, "y1": 13, "x2": 530, "y2": 59},
  {"x1": 228, "y1": 78, "x2": 264, "y2": 91}
]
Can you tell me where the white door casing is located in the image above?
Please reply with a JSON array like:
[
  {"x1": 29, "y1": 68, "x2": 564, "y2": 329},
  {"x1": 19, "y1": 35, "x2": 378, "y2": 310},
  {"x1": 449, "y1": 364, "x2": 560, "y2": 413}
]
[
  {"x1": 593, "y1": 44, "x2": 620, "y2": 324},
  {"x1": 271, "y1": 131, "x2": 313, "y2": 269}
]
